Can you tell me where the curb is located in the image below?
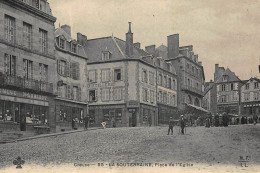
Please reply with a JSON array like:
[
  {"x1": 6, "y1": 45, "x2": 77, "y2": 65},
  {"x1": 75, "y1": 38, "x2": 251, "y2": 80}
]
[{"x1": 0, "y1": 127, "x2": 103, "y2": 144}]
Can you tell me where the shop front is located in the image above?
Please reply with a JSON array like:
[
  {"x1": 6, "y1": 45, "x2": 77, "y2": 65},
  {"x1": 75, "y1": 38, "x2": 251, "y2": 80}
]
[
  {"x1": 0, "y1": 88, "x2": 51, "y2": 131},
  {"x1": 140, "y1": 104, "x2": 158, "y2": 127},
  {"x1": 158, "y1": 103, "x2": 178, "y2": 124}
]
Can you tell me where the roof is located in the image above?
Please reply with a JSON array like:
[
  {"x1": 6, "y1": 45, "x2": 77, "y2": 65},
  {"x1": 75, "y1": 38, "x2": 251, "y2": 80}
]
[
  {"x1": 215, "y1": 67, "x2": 241, "y2": 83},
  {"x1": 241, "y1": 77, "x2": 260, "y2": 86},
  {"x1": 84, "y1": 36, "x2": 152, "y2": 64}
]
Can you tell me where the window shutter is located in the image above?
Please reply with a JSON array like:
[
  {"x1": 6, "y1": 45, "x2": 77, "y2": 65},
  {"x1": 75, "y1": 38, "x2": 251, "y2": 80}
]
[
  {"x1": 71, "y1": 62, "x2": 76, "y2": 79},
  {"x1": 4, "y1": 54, "x2": 10, "y2": 74},
  {"x1": 95, "y1": 90, "x2": 98, "y2": 101},
  {"x1": 121, "y1": 69, "x2": 123, "y2": 80},
  {"x1": 66, "y1": 62, "x2": 70, "y2": 77},
  {"x1": 78, "y1": 87, "x2": 81, "y2": 101},
  {"x1": 57, "y1": 59, "x2": 60, "y2": 74},
  {"x1": 76, "y1": 63, "x2": 80, "y2": 80},
  {"x1": 147, "y1": 90, "x2": 150, "y2": 102}
]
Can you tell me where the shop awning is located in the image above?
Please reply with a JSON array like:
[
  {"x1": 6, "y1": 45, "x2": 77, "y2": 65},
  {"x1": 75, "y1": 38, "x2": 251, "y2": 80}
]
[{"x1": 186, "y1": 103, "x2": 209, "y2": 113}]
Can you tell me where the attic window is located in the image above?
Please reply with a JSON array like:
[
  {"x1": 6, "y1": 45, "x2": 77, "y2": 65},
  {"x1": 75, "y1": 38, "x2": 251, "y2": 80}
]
[
  {"x1": 223, "y1": 75, "x2": 228, "y2": 82},
  {"x1": 59, "y1": 37, "x2": 65, "y2": 49},
  {"x1": 102, "y1": 51, "x2": 111, "y2": 60},
  {"x1": 72, "y1": 43, "x2": 77, "y2": 53}
]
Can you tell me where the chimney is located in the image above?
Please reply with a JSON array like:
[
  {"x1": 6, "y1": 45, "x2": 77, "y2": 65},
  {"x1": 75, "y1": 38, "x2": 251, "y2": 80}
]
[
  {"x1": 214, "y1": 64, "x2": 219, "y2": 81},
  {"x1": 61, "y1": 24, "x2": 71, "y2": 36},
  {"x1": 167, "y1": 34, "x2": 179, "y2": 59},
  {"x1": 77, "y1": 33, "x2": 87, "y2": 47},
  {"x1": 198, "y1": 61, "x2": 202, "y2": 66},
  {"x1": 194, "y1": 54, "x2": 198, "y2": 62},
  {"x1": 125, "y1": 22, "x2": 133, "y2": 57},
  {"x1": 145, "y1": 45, "x2": 156, "y2": 55},
  {"x1": 134, "y1": 42, "x2": 141, "y2": 49}
]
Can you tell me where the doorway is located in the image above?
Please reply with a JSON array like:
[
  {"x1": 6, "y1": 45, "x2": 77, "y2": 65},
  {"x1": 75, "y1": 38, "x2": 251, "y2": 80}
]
[{"x1": 20, "y1": 104, "x2": 26, "y2": 131}]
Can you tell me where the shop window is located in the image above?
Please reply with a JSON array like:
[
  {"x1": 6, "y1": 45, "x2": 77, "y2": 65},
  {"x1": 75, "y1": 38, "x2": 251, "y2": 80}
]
[
  {"x1": 3, "y1": 102, "x2": 14, "y2": 122},
  {"x1": 143, "y1": 109, "x2": 149, "y2": 123},
  {"x1": 115, "y1": 109, "x2": 122, "y2": 121},
  {"x1": 114, "y1": 69, "x2": 122, "y2": 81},
  {"x1": 59, "y1": 105, "x2": 72, "y2": 122}
]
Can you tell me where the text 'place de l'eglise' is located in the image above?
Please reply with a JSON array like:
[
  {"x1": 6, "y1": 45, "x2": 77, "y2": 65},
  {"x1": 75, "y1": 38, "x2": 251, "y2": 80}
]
[{"x1": 0, "y1": 0, "x2": 259, "y2": 133}]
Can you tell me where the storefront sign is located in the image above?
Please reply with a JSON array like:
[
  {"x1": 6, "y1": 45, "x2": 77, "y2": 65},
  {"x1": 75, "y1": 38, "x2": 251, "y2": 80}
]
[
  {"x1": 0, "y1": 88, "x2": 47, "y2": 101},
  {"x1": 88, "y1": 82, "x2": 115, "y2": 88},
  {"x1": 127, "y1": 100, "x2": 140, "y2": 108}
]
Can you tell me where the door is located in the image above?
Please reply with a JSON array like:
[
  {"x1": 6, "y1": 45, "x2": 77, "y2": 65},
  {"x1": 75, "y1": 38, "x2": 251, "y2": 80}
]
[
  {"x1": 20, "y1": 104, "x2": 26, "y2": 131},
  {"x1": 132, "y1": 111, "x2": 137, "y2": 127}
]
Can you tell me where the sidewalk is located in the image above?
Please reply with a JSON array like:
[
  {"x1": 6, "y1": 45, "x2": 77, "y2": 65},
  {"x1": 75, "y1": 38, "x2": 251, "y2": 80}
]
[{"x1": 0, "y1": 127, "x2": 102, "y2": 144}]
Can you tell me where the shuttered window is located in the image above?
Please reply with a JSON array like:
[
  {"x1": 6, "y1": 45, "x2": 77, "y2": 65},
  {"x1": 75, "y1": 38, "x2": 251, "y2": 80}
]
[
  {"x1": 4, "y1": 15, "x2": 15, "y2": 43},
  {"x1": 102, "y1": 89, "x2": 110, "y2": 101}
]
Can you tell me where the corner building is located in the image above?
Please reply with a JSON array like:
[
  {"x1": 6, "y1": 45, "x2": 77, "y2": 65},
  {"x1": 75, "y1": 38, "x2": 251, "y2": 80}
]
[
  {"x1": 0, "y1": 0, "x2": 57, "y2": 131},
  {"x1": 84, "y1": 23, "x2": 159, "y2": 127}
]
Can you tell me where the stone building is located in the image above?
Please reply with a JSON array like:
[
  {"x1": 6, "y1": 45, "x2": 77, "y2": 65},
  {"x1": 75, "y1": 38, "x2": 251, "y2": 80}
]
[
  {"x1": 240, "y1": 77, "x2": 260, "y2": 117},
  {"x1": 54, "y1": 25, "x2": 88, "y2": 131},
  {"x1": 145, "y1": 45, "x2": 178, "y2": 124},
  {"x1": 213, "y1": 64, "x2": 243, "y2": 115},
  {"x1": 84, "y1": 23, "x2": 159, "y2": 127},
  {"x1": 0, "y1": 0, "x2": 57, "y2": 131},
  {"x1": 202, "y1": 80, "x2": 214, "y2": 112}
]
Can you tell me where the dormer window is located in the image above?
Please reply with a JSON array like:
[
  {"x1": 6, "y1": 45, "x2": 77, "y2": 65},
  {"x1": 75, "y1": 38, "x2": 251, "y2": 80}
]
[
  {"x1": 223, "y1": 75, "x2": 228, "y2": 82},
  {"x1": 102, "y1": 51, "x2": 111, "y2": 60},
  {"x1": 59, "y1": 37, "x2": 65, "y2": 49},
  {"x1": 72, "y1": 43, "x2": 77, "y2": 53}
]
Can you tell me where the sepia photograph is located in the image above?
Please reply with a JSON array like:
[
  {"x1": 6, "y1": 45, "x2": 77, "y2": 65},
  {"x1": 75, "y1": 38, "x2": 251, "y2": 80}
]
[{"x1": 0, "y1": 0, "x2": 259, "y2": 173}]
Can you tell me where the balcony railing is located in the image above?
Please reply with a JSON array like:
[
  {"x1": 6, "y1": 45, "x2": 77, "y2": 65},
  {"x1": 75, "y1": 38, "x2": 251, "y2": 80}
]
[
  {"x1": 181, "y1": 85, "x2": 204, "y2": 96},
  {"x1": 0, "y1": 73, "x2": 53, "y2": 94}
]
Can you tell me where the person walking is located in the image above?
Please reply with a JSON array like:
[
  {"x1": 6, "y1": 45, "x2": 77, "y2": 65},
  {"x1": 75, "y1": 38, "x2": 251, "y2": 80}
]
[
  {"x1": 84, "y1": 116, "x2": 89, "y2": 130},
  {"x1": 167, "y1": 117, "x2": 174, "y2": 135},
  {"x1": 253, "y1": 114, "x2": 258, "y2": 125},
  {"x1": 180, "y1": 115, "x2": 186, "y2": 134}
]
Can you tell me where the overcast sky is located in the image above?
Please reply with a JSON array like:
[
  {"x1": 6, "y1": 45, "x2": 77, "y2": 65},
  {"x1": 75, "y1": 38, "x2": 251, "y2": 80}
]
[{"x1": 48, "y1": 0, "x2": 260, "y2": 81}]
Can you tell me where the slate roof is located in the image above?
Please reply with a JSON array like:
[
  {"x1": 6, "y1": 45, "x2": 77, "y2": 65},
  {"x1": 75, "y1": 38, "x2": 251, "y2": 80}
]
[{"x1": 215, "y1": 67, "x2": 241, "y2": 83}]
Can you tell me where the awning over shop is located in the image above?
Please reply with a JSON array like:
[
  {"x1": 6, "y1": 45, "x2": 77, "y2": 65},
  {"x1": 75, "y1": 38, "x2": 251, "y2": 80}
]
[{"x1": 186, "y1": 103, "x2": 209, "y2": 113}]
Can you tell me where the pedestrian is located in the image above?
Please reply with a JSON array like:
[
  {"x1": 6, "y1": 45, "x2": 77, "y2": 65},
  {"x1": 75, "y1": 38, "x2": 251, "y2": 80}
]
[
  {"x1": 253, "y1": 114, "x2": 258, "y2": 125},
  {"x1": 167, "y1": 117, "x2": 174, "y2": 135},
  {"x1": 148, "y1": 115, "x2": 152, "y2": 127},
  {"x1": 84, "y1": 116, "x2": 89, "y2": 130},
  {"x1": 180, "y1": 115, "x2": 186, "y2": 134},
  {"x1": 223, "y1": 112, "x2": 228, "y2": 127},
  {"x1": 101, "y1": 121, "x2": 106, "y2": 129}
]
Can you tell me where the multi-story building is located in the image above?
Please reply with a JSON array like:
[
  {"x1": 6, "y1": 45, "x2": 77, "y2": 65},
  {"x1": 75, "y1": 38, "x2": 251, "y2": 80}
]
[
  {"x1": 0, "y1": 0, "x2": 57, "y2": 131},
  {"x1": 202, "y1": 80, "x2": 214, "y2": 112},
  {"x1": 213, "y1": 64, "x2": 243, "y2": 114},
  {"x1": 54, "y1": 25, "x2": 88, "y2": 131},
  {"x1": 84, "y1": 23, "x2": 159, "y2": 127},
  {"x1": 145, "y1": 45, "x2": 178, "y2": 124},
  {"x1": 146, "y1": 34, "x2": 207, "y2": 117},
  {"x1": 240, "y1": 77, "x2": 260, "y2": 117}
]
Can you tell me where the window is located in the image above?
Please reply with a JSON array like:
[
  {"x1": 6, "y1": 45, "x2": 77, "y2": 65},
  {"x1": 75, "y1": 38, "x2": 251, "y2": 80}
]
[
  {"x1": 58, "y1": 84, "x2": 67, "y2": 98},
  {"x1": 102, "y1": 69, "x2": 110, "y2": 82},
  {"x1": 142, "y1": 70, "x2": 148, "y2": 83},
  {"x1": 158, "y1": 91, "x2": 162, "y2": 103},
  {"x1": 59, "y1": 38, "x2": 65, "y2": 49},
  {"x1": 102, "y1": 52, "x2": 110, "y2": 60},
  {"x1": 254, "y1": 92, "x2": 258, "y2": 100},
  {"x1": 58, "y1": 60, "x2": 66, "y2": 75},
  {"x1": 172, "y1": 79, "x2": 176, "y2": 90},
  {"x1": 39, "y1": 29, "x2": 47, "y2": 53},
  {"x1": 150, "y1": 90, "x2": 155, "y2": 103},
  {"x1": 102, "y1": 89, "x2": 110, "y2": 101},
  {"x1": 187, "y1": 63, "x2": 190, "y2": 69},
  {"x1": 72, "y1": 43, "x2": 77, "y2": 53},
  {"x1": 113, "y1": 88, "x2": 122, "y2": 101},
  {"x1": 158, "y1": 74, "x2": 162, "y2": 85},
  {"x1": 71, "y1": 62, "x2": 80, "y2": 80},
  {"x1": 221, "y1": 96, "x2": 226, "y2": 102},
  {"x1": 172, "y1": 95, "x2": 176, "y2": 106},
  {"x1": 39, "y1": 63, "x2": 48, "y2": 81},
  {"x1": 143, "y1": 88, "x2": 148, "y2": 102},
  {"x1": 163, "y1": 76, "x2": 167, "y2": 87},
  {"x1": 244, "y1": 93, "x2": 249, "y2": 101},
  {"x1": 4, "y1": 15, "x2": 15, "y2": 43},
  {"x1": 163, "y1": 92, "x2": 167, "y2": 104},
  {"x1": 221, "y1": 84, "x2": 226, "y2": 91},
  {"x1": 168, "y1": 78, "x2": 171, "y2": 88},
  {"x1": 196, "y1": 83, "x2": 199, "y2": 89},
  {"x1": 67, "y1": 85, "x2": 71, "y2": 99},
  {"x1": 72, "y1": 86, "x2": 81, "y2": 101},
  {"x1": 196, "y1": 69, "x2": 199, "y2": 76},
  {"x1": 23, "y1": 59, "x2": 33, "y2": 79},
  {"x1": 4, "y1": 54, "x2": 16, "y2": 76},
  {"x1": 88, "y1": 70, "x2": 96, "y2": 82},
  {"x1": 23, "y1": 22, "x2": 32, "y2": 49},
  {"x1": 187, "y1": 79, "x2": 190, "y2": 86},
  {"x1": 245, "y1": 84, "x2": 249, "y2": 90},
  {"x1": 89, "y1": 90, "x2": 97, "y2": 102},
  {"x1": 223, "y1": 75, "x2": 228, "y2": 82},
  {"x1": 254, "y1": 82, "x2": 259, "y2": 89},
  {"x1": 115, "y1": 109, "x2": 122, "y2": 121},
  {"x1": 231, "y1": 83, "x2": 234, "y2": 91},
  {"x1": 114, "y1": 69, "x2": 122, "y2": 81},
  {"x1": 192, "y1": 66, "x2": 194, "y2": 73},
  {"x1": 149, "y1": 72, "x2": 154, "y2": 85}
]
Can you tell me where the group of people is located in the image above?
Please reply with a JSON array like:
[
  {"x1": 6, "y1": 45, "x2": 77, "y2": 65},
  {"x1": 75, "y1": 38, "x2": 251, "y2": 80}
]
[{"x1": 167, "y1": 115, "x2": 186, "y2": 135}]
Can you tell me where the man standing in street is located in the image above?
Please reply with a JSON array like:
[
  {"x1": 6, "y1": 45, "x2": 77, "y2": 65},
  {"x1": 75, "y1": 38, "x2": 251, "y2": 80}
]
[
  {"x1": 84, "y1": 116, "x2": 89, "y2": 130},
  {"x1": 168, "y1": 117, "x2": 174, "y2": 135},
  {"x1": 180, "y1": 115, "x2": 186, "y2": 134}
]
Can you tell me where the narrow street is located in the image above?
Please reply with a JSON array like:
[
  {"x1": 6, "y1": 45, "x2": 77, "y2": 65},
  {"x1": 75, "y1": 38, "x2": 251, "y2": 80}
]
[{"x1": 0, "y1": 124, "x2": 259, "y2": 172}]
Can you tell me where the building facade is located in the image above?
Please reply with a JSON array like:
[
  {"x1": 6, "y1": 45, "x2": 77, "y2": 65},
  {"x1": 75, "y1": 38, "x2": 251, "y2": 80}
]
[
  {"x1": 240, "y1": 78, "x2": 260, "y2": 117},
  {"x1": 84, "y1": 23, "x2": 160, "y2": 127},
  {"x1": 214, "y1": 64, "x2": 243, "y2": 115},
  {"x1": 54, "y1": 25, "x2": 88, "y2": 131},
  {"x1": 0, "y1": 0, "x2": 57, "y2": 131}
]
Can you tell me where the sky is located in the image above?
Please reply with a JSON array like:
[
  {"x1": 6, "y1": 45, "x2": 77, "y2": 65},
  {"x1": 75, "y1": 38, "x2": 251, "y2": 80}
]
[{"x1": 48, "y1": 0, "x2": 260, "y2": 81}]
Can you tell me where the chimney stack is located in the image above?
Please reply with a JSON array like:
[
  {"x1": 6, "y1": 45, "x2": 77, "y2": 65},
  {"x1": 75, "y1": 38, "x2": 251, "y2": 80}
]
[
  {"x1": 77, "y1": 33, "x2": 87, "y2": 47},
  {"x1": 167, "y1": 34, "x2": 179, "y2": 59},
  {"x1": 61, "y1": 24, "x2": 71, "y2": 36},
  {"x1": 125, "y1": 22, "x2": 133, "y2": 57},
  {"x1": 145, "y1": 45, "x2": 156, "y2": 55},
  {"x1": 134, "y1": 42, "x2": 141, "y2": 49}
]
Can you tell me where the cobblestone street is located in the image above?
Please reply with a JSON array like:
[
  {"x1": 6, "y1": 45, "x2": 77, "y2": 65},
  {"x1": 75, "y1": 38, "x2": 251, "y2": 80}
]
[{"x1": 0, "y1": 124, "x2": 260, "y2": 172}]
